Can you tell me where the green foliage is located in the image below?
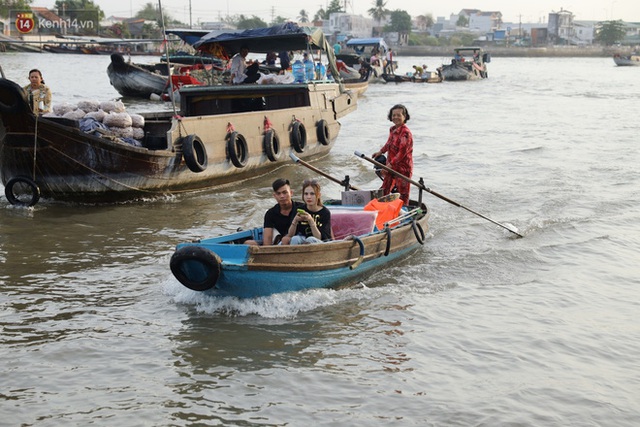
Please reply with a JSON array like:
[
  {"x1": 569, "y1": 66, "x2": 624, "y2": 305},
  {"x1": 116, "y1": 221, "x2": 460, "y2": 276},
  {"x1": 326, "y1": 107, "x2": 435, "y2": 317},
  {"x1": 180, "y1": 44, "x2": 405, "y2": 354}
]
[
  {"x1": 53, "y1": 0, "x2": 104, "y2": 34},
  {"x1": 313, "y1": 8, "x2": 326, "y2": 21},
  {"x1": 298, "y1": 9, "x2": 309, "y2": 23},
  {"x1": 408, "y1": 32, "x2": 440, "y2": 46},
  {"x1": 271, "y1": 16, "x2": 288, "y2": 25},
  {"x1": 595, "y1": 20, "x2": 627, "y2": 45},
  {"x1": 367, "y1": 0, "x2": 387, "y2": 24},
  {"x1": 1, "y1": 0, "x2": 33, "y2": 19},
  {"x1": 456, "y1": 15, "x2": 468, "y2": 27},
  {"x1": 135, "y1": 2, "x2": 160, "y2": 21},
  {"x1": 386, "y1": 10, "x2": 411, "y2": 33},
  {"x1": 325, "y1": 0, "x2": 343, "y2": 15},
  {"x1": 236, "y1": 15, "x2": 268, "y2": 29}
]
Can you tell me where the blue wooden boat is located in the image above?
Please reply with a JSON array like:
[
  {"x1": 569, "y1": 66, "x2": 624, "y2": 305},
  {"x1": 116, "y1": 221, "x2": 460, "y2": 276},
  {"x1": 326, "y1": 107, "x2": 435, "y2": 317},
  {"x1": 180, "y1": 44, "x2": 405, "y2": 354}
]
[{"x1": 170, "y1": 199, "x2": 429, "y2": 298}]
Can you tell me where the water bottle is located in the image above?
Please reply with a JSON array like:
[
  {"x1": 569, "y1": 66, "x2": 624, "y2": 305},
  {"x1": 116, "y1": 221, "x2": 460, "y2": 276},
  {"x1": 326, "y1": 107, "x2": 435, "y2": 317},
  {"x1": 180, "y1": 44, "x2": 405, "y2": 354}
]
[
  {"x1": 292, "y1": 60, "x2": 305, "y2": 83},
  {"x1": 304, "y1": 58, "x2": 314, "y2": 81},
  {"x1": 315, "y1": 62, "x2": 326, "y2": 80}
]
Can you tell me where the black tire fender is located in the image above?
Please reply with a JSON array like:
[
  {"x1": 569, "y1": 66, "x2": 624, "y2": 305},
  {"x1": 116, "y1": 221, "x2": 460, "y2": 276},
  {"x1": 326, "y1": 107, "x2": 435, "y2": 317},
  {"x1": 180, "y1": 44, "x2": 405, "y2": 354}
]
[
  {"x1": 226, "y1": 131, "x2": 248, "y2": 168},
  {"x1": 263, "y1": 129, "x2": 280, "y2": 162},
  {"x1": 384, "y1": 227, "x2": 392, "y2": 256},
  {"x1": 4, "y1": 176, "x2": 41, "y2": 207},
  {"x1": 181, "y1": 134, "x2": 207, "y2": 173},
  {"x1": 0, "y1": 79, "x2": 29, "y2": 115},
  {"x1": 290, "y1": 121, "x2": 307, "y2": 153},
  {"x1": 412, "y1": 219, "x2": 425, "y2": 245},
  {"x1": 316, "y1": 119, "x2": 330, "y2": 145},
  {"x1": 170, "y1": 245, "x2": 221, "y2": 291}
]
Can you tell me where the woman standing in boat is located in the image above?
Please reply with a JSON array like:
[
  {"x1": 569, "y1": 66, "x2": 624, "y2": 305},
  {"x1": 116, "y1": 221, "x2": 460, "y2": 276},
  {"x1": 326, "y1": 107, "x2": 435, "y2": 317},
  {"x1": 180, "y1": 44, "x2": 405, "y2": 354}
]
[
  {"x1": 288, "y1": 179, "x2": 332, "y2": 244},
  {"x1": 372, "y1": 104, "x2": 414, "y2": 206},
  {"x1": 24, "y1": 69, "x2": 52, "y2": 114}
]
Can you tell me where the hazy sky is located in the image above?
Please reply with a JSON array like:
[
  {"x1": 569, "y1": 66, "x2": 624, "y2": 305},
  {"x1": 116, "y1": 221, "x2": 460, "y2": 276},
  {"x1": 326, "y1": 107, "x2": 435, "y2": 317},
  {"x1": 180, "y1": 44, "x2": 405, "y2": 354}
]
[{"x1": 35, "y1": 0, "x2": 640, "y2": 25}]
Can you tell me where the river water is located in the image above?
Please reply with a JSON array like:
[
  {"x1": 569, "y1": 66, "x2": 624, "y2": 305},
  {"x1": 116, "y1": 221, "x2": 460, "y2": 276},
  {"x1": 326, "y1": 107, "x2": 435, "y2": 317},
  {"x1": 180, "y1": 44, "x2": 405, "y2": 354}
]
[{"x1": 1, "y1": 52, "x2": 639, "y2": 426}]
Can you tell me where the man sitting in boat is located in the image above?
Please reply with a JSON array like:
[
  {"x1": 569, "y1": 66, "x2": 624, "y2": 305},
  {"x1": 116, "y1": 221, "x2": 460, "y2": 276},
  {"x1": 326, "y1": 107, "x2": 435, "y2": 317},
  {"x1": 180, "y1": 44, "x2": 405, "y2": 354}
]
[
  {"x1": 246, "y1": 178, "x2": 305, "y2": 246},
  {"x1": 230, "y1": 45, "x2": 260, "y2": 84}
]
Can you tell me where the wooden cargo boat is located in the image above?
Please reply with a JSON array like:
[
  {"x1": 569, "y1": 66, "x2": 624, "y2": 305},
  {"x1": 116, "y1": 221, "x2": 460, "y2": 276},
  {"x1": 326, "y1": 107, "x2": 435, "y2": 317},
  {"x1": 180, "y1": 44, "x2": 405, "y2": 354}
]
[{"x1": 0, "y1": 23, "x2": 357, "y2": 206}]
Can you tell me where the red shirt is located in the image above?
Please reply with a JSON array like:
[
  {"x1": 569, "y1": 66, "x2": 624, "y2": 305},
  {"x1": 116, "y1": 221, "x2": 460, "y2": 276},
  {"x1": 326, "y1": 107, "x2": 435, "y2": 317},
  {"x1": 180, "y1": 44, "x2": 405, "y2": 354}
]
[{"x1": 381, "y1": 123, "x2": 413, "y2": 176}]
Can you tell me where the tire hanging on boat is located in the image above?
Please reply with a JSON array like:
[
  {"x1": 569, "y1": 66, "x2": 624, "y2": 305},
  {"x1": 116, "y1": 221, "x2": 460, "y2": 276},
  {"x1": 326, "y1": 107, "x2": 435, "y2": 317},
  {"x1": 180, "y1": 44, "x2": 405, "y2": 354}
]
[
  {"x1": 316, "y1": 119, "x2": 330, "y2": 145},
  {"x1": 412, "y1": 219, "x2": 425, "y2": 245},
  {"x1": 263, "y1": 129, "x2": 280, "y2": 162},
  {"x1": 4, "y1": 176, "x2": 41, "y2": 207},
  {"x1": 290, "y1": 121, "x2": 307, "y2": 153},
  {"x1": 383, "y1": 227, "x2": 392, "y2": 256},
  {"x1": 170, "y1": 245, "x2": 221, "y2": 291},
  {"x1": 181, "y1": 134, "x2": 208, "y2": 173},
  {"x1": 226, "y1": 131, "x2": 249, "y2": 168},
  {"x1": 0, "y1": 79, "x2": 28, "y2": 114}
]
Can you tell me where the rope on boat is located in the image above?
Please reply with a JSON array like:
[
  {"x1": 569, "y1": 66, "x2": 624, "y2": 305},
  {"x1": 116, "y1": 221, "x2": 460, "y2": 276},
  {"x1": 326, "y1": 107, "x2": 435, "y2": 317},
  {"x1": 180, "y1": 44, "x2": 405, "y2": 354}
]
[
  {"x1": 32, "y1": 113, "x2": 39, "y2": 181},
  {"x1": 48, "y1": 146, "x2": 156, "y2": 193}
]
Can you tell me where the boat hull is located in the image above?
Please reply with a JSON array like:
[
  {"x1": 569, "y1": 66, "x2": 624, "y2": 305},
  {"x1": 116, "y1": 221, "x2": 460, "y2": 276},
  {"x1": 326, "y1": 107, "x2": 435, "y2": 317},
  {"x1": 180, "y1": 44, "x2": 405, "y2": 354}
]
[
  {"x1": 440, "y1": 63, "x2": 486, "y2": 81},
  {"x1": 0, "y1": 78, "x2": 356, "y2": 203},
  {"x1": 107, "y1": 53, "x2": 169, "y2": 98},
  {"x1": 613, "y1": 54, "x2": 640, "y2": 66},
  {"x1": 171, "y1": 202, "x2": 429, "y2": 298},
  {"x1": 440, "y1": 47, "x2": 489, "y2": 81},
  {"x1": 381, "y1": 73, "x2": 442, "y2": 83}
]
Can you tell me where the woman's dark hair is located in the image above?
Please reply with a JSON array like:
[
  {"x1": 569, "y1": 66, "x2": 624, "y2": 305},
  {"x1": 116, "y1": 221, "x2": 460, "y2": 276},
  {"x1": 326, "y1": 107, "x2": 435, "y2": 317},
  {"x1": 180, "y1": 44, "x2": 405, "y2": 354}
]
[
  {"x1": 28, "y1": 69, "x2": 44, "y2": 84},
  {"x1": 387, "y1": 104, "x2": 409, "y2": 122}
]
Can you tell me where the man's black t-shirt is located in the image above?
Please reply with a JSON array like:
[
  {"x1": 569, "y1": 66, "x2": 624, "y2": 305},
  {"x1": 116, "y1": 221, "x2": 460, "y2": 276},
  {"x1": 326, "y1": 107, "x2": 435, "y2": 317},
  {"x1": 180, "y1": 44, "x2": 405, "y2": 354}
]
[{"x1": 264, "y1": 201, "x2": 305, "y2": 236}]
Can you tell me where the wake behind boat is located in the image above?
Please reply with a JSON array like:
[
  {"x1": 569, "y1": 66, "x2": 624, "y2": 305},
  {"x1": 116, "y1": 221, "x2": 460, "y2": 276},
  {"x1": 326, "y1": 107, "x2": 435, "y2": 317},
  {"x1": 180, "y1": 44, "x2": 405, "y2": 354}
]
[{"x1": 0, "y1": 23, "x2": 357, "y2": 206}]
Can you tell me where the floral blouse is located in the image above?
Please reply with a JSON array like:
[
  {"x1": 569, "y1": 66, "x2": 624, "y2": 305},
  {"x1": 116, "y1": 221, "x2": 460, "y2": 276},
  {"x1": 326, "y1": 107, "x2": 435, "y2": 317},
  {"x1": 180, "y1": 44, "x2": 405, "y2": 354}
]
[{"x1": 23, "y1": 84, "x2": 52, "y2": 114}]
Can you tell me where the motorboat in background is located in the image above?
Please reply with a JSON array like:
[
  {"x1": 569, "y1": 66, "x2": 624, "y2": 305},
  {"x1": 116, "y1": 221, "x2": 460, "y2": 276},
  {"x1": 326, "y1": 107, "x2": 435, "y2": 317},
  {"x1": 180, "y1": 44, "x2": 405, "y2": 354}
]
[
  {"x1": 440, "y1": 47, "x2": 490, "y2": 81},
  {"x1": 613, "y1": 53, "x2": 640, "y2": 66}
]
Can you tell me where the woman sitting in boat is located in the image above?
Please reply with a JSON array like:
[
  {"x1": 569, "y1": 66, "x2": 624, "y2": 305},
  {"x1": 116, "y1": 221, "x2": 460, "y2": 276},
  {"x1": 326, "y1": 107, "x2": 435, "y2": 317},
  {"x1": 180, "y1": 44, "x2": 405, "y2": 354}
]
[{"x1": 287, "y1": 179, "x2": 333, "y2": 244}]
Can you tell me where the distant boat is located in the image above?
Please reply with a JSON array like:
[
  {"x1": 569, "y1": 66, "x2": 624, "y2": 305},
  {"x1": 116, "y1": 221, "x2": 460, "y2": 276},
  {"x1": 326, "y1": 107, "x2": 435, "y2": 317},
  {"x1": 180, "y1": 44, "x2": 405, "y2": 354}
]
[
  {"x1": 440, "y1": 47, "x2": 490, "y2": 81},
  {"x1": 107, "y1": 53, "x2": 174, "y2": 98},
  {"x1": 613, "y1": 53, "x2": 640, "y2": 66},
  {"x1": 381, "y1": 71, "x2": 442, "y2": 84}
]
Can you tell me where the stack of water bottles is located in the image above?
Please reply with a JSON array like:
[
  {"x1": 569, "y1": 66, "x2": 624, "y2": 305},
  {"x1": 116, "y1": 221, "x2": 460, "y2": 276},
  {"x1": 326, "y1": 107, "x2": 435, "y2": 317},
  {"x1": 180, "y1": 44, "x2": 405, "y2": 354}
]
[
  {"x1": 292, "y1": 60, "x2": 305, "y2": 83},
  {"x1": 304, "y1": 54, "x2": 315, "y2": 82},
  {"x1": 315, "y1": 62, "x2": 326, "y2": 80}
]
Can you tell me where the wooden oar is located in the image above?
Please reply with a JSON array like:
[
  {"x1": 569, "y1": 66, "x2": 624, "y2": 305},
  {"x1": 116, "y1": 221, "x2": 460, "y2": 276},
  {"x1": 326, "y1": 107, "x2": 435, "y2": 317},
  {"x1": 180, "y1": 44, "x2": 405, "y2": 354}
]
[
  {"x1": 354, "y1": 151, "x2": 524, "y2": 238},
  {"x1": 289, "y1": 153, "x2": 360, "y2": 190}
]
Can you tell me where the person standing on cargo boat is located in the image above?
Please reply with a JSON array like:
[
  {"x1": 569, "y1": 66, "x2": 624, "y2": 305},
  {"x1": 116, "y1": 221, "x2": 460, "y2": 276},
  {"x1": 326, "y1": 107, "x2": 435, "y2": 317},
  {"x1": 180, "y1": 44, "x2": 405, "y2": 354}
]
[
  {"x1": 372, "y1": 104, "x2": 413, "y2": 206},
  {"x1": 23, "y1": 69, "x2": 52, "y2": 114}
]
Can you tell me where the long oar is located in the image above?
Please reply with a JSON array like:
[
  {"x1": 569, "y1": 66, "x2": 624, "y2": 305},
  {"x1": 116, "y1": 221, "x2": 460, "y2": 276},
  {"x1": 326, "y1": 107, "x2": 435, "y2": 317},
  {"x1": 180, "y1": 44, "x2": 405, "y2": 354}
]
[
  {"x1": 354, "y1": 151, "x2": 523, "y2": 238},
  {"x1": 290, "y1": 153, "x2": 360, "y2": 190}
]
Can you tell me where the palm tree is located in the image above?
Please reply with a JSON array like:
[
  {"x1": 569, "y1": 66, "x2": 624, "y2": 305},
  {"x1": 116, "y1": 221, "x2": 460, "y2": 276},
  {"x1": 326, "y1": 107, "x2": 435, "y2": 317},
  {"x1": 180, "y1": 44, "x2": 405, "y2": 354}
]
[
  {"x1": 298, "y1": 9, "x2": 309, "y2": 23},
  {"x1": 368, "y1": 0, "x2": 388, "y2": 26}
]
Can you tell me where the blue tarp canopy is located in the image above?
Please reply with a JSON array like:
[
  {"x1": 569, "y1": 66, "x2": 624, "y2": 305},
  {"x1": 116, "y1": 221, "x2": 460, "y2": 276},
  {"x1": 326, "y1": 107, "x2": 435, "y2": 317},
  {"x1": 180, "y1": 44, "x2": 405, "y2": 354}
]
[
  {"x1": 165, "y1": 29, "x2": 210, "y2": 46},
  {"x1": 194, "y1": 22, "x2": 331, "y2": 56},
  {"x1": 345, "y1": 38, "x2": 388, "y2": 50}
]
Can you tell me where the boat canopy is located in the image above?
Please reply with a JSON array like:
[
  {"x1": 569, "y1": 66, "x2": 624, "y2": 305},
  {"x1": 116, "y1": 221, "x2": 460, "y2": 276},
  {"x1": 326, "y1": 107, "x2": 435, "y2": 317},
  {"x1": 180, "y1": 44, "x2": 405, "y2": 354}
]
[
  {"x1": 194, "y1": 22, "x2": 332, "y2": 56},
  {"x1": 165, "y1": 29, "x2": 210, "y2": 46},
  {"x1": 454, "y1": 47, "x2": 484, "y2": 53},
  {"x1": 193, "y1": 22, "x2": 342, "y2": 85},
  {"x1": 346, "y1": 38, "x2": 388, "y2": 50}
]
